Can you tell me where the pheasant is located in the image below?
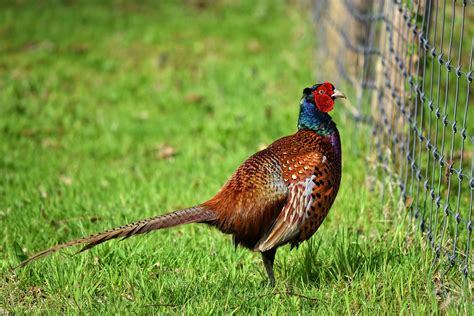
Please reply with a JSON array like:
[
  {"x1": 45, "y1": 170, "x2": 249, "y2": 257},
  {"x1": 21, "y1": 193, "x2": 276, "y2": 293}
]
[{"x1": 16, "y1": 82, "x2": 345, "y2": 285}]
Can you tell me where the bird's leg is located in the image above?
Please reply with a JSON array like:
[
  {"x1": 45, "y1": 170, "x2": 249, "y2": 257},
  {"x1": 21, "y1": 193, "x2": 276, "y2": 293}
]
[{"x1": 261, "y1": 248, "x2": 277, "y2": 286}]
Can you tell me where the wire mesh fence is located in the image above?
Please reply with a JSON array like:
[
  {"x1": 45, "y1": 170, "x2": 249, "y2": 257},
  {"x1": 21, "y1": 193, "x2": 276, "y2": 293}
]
[{"x1": 314, "y1": 0, "x2": 472, "y2": 284}]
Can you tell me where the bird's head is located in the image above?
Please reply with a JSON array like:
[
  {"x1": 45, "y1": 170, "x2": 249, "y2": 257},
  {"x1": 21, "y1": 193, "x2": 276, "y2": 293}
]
[{"x1": 302, "y1": 82, "x2": 346, "y2": 113}]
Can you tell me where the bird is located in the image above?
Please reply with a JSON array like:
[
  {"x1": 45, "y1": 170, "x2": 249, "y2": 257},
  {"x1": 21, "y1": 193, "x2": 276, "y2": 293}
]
[{"x1": 16, "y1": 82, "x2": 345, "y2": 285}]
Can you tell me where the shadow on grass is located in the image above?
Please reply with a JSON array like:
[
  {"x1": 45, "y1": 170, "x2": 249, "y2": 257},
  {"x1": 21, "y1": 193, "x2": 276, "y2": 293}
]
[{"x1": 286, "y1": 228, "x2": 405, "y2": 285}]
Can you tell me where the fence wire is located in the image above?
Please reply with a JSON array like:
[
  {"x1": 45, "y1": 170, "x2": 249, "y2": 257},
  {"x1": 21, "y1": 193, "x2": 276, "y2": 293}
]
[{"x1": 314, "y1": 0, "x2": 473, "y2": 284}]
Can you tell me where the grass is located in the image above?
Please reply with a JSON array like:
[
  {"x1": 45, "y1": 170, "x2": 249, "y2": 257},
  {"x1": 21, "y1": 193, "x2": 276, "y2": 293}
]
[{"x1": 0, "y1": 0, "x2": 471, "y2": 314}]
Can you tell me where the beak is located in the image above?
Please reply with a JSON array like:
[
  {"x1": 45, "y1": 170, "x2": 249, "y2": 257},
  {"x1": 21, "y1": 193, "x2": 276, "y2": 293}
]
[{"x1": 331, "y1": 89, "x2": 346, "y2": 99}]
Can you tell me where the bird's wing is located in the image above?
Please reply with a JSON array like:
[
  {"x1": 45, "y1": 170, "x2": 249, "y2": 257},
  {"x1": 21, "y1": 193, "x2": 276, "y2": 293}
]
[
  {"x1": 255, "y1": 152, "x2": 332, "y2": 252},
  {"x1": 203, "y1": 147, "x2": 289, "y2": 248}
]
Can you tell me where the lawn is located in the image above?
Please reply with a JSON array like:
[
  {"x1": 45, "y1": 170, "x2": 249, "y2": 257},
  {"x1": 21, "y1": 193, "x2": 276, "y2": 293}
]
[{"x1": 0, "y1": 0, "x2": 471, "y2": 314}]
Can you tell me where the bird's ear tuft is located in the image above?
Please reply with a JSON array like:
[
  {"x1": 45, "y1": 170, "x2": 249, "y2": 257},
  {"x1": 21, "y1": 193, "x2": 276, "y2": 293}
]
[{"x1": 303, "y1": 87, "x2": 313, "y2": 95}]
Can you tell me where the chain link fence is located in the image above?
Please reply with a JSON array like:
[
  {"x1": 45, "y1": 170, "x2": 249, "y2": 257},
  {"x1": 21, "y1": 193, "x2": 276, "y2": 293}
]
[{"x1": 314, "y1": 0, "x2": 473, "y2": 285}]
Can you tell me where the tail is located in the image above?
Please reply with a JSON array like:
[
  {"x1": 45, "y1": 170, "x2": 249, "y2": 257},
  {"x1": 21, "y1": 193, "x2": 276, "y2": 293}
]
[{"x1": 16, "y1": 206, "x2": 216, "y2": 268}]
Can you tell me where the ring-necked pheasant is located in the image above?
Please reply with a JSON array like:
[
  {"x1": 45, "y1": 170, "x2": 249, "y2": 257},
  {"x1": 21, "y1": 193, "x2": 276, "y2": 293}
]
[{"x1": 17, "y1": 82, "x2": 345, "y2": 285}]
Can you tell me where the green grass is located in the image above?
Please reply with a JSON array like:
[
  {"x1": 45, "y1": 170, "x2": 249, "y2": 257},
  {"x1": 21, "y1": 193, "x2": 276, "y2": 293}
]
[{"x1": 0, "y1": 1, "x2": 471, "y2": 314}]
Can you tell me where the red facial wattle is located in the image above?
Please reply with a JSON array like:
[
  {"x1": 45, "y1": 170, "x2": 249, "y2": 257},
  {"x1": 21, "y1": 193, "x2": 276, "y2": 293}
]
[
  {"x1": 312, "y1": 82, "x2": 335, "y2": 113},
  {"x1": 313, "y1": 93, "x2": 334, "y2": 112}
]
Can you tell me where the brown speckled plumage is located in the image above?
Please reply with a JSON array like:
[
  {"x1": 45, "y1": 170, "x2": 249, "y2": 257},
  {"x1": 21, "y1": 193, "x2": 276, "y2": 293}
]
[
  {"x1": 205, "y1": 129, "x2": 341, "y2": 253},
  {"x1": 17, "y1": 82, "x2": 345, "y2": 286}
]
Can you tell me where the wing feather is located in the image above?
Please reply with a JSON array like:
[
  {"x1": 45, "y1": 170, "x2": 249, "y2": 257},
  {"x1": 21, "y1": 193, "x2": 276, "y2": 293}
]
[{"x1": 255, "y1": 152, "x2": 327, "y2": 252}]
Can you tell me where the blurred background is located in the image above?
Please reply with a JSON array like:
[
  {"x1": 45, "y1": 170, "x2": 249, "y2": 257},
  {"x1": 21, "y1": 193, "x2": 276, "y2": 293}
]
[{"x1": 0, "y1": 0, "x2": 472, "y2": 313}]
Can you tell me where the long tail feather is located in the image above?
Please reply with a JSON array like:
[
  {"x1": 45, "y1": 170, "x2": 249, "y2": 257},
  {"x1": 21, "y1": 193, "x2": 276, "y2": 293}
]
[{"x1": 16, "y1": 206, "x2": 215, "y2": 268}]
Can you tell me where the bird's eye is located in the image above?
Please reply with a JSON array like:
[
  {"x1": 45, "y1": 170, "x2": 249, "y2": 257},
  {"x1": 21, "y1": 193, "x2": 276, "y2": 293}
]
[{"x1": 318, "y1": 90, "x2": 325, "y2": 94}]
